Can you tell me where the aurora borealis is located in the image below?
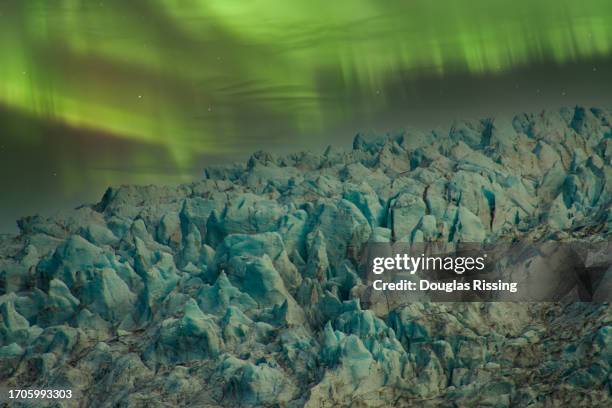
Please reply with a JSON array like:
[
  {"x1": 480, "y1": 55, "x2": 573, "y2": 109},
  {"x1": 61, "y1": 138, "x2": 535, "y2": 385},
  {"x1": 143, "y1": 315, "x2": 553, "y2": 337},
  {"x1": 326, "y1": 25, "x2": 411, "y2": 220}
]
[{"x1": 1, "y1": 0, "x2": 612, "y2": 231}]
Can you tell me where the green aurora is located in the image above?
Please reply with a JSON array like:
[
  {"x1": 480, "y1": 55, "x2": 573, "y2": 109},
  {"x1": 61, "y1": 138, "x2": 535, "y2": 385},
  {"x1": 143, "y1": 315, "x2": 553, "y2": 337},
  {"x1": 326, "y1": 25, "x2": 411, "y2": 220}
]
[
  {"x1": 1, "y1": 0, "x2": 612, "y2": 231},
  {"x1": 2, "y1": 0, "x2": 612, "y2": 161}
]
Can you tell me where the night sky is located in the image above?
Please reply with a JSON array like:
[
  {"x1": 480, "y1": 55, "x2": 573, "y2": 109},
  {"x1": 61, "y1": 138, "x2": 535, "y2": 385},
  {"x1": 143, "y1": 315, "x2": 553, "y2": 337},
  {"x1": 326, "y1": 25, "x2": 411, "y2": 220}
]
[{"x1": 1, "y1": 0, "x2": 611, "y2": 232}]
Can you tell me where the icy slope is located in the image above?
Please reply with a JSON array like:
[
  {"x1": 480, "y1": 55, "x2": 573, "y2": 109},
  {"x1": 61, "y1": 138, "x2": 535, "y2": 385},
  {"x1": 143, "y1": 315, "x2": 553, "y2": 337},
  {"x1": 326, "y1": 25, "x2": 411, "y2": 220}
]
[{"x1": 1, "y1": 107, "x2": 611, "y2": 407}]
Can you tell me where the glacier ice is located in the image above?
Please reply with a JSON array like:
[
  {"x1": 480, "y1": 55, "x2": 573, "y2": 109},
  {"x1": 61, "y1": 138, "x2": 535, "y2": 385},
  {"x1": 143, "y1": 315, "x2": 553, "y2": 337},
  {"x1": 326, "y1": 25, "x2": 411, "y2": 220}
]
[{"x1": 0, "y1": 107, "x2": 611, "y2": 406}]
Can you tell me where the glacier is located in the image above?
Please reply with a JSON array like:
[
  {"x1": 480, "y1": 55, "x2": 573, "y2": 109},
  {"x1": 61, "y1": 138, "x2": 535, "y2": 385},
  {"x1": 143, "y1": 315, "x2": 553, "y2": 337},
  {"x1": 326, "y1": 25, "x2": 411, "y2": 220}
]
[{"x1": 0, "y1": 106, "x2": 611, "y2": 407}]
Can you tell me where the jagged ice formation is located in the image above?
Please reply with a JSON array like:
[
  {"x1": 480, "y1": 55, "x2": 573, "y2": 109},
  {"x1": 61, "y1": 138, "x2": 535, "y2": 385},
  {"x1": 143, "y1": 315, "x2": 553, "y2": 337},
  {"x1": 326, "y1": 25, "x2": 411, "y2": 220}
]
[{"x1": 1, "y1": 106, "x2": 611, "y2": 407}]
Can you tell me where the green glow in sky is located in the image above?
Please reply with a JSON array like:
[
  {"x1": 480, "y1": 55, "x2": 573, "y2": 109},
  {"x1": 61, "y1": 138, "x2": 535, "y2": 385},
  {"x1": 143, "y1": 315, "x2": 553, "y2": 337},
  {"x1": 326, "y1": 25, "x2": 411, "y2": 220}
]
[{"x1": 1, "y1": 0, "x2": 611, "y2": 167}]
